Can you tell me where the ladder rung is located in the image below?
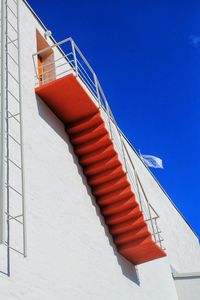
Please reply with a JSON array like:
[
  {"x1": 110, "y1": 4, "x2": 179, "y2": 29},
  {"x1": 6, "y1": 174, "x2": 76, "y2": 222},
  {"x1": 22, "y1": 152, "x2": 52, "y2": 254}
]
[
  {"x1": 7, "y1": 89, "x2": 20, "y2": 103},
  {"x1": 7, "y1": 5, "x2": 18, "y2": 19},
  {"x1": 10, "y1": 217, "x2": 23, "y2": 224},
  {"x1": 5, "y1": 213, "x2": 23, "y2": 223},
  {"x1": 6, "y1": 132, "x2": 21, "y2": 146},
  {"x1": 4, "y1": 242, "x2": 24, "y2": 256},
  {"x1": 7, "y1": 111, "x2": 20, "y2": 123},
  {"x1": 7, "y1": 36, "x2": 18, "y2": 48},
  {"x1": 7, "y1": 52, "x2": 18, "y2": 66},
  {"x1": 5, "y1": 184, "x2": 22, "y2": 196},
  {"x1": 5, "y1": 157, "x2": 21, "y2": 170},
  {"x1": 7, "y1": 70, "x2": 19, "y2": 84},
  {"x1": 7, "y1": 19, "x2": 18, "y2": 34}
]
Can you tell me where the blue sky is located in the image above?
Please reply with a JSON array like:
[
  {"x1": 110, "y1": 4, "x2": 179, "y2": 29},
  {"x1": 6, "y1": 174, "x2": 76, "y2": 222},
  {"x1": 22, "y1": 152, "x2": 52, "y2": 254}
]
[{"x1": 28, "y1": 0, "x2": 200, "y2": 237}]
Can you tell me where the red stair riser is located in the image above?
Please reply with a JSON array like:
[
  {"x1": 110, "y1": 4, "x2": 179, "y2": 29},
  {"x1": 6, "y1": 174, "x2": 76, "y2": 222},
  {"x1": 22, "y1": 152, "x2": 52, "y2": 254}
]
[
  {"x1": 119, "y1": 235, "x2": 153, "y2": 251},
  {"x1": 109, "y1": 215, "x2": 145, "y2": 235},
  {"x1": 88, "y1": 166, "x2": 125, "y2": 187},
  {"x1": 71, "y1": 131, "x2": 108, "y2": 146},
  {"x1": 75, "y1": 140, "x2": 112, "y2": 158},
  {"x1": 101, "y1": 196, "x2": 138, "y2": 216},
  {"x1": 97, "y1": 186, "x2": 133, "y2": 206},
  {"x1": 74, "y1": 135, "x2": 112, "y2": 156},
  {"x1": 79, "y1": 145, "x2": 116, "y2": 166},
  {"x1": 70, "y1": 122, "x2": 106, "y2": 140},
  {"x1": 114, "y1": 228, "x2": 150, "y2": 245},
  {"x1": 80, "y1": 152, "x2": 116, "y2": 167},
  {"x1": 70, "y1": 126, "x2": 108, "y2": 145},
  {"x1": 84, "y1": 155, "x2": 120, "y2": 176},
  {"x1": 106, "y1": 207, "x2": 142, "y2": 225},
  {"x1": 67, "y1": 112, "x2": 102, "y2": 135},
  {"x1": 92, "y1": 176, "x2": 129, "y2": 196}
]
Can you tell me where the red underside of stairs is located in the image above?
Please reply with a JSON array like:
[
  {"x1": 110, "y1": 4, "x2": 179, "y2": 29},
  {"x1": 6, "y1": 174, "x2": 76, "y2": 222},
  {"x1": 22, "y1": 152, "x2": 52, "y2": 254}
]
[{"x1": 35, "y1": 74, "x2": 166, "y2": 265}]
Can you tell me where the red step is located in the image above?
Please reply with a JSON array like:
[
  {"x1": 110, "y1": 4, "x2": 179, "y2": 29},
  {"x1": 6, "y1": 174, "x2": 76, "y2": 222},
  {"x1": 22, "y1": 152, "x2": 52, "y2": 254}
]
[
  {"x1": 110, "y1": 215, "x2": 146, "y2": 235},
  {"x1": 97, "y1": 185, "x2": 133, "y2": 206},
  {"x1": 74, "y1": 133, "x2": 112, "y2": 156},
  {"x1": 79, "y1": 144, "x2": 116, "y2": 166},
  {"x1": 93, "y1": 175, "x2": 129, "y2": 197},
  {"x1": 88, "y1": 165, "x2": 125, "y2": 187},
  {"x1": 101, "y1": 195, "x2": 138, "y2": 216},
  {"x1": 114, "y1": 225, "x2": 150, "y2": 245},
  {"x1": 70, "y1": 123, "x2": 107, "y2": 145},
  {"x1": 106, "y1": 206, "x2": 142, "y2": 225},
  {"x1": 84, "y1": 154, "x2": 120, "y2": 176},
  {"x1": 67, "y1": 112, "x2": 102, "y2": 135}
]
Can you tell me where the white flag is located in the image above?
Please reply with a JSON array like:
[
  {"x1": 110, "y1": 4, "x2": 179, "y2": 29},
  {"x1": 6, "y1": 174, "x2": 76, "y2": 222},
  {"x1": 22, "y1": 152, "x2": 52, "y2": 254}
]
[{"x1": 140, "y1": 154, "x2": 163, "y2": 169}]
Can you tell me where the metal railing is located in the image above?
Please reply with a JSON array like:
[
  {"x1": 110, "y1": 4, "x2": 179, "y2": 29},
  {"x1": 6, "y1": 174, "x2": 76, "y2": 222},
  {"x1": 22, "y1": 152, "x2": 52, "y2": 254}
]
[{"x1": 32, "y1": 38, "x2": 165, "y2": 250}]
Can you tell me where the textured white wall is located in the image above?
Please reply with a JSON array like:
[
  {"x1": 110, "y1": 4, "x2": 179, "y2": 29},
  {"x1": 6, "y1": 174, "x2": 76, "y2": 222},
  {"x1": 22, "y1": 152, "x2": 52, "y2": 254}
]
[
  {"x1": 0, "y1": 1, "x2": 198, "y2": 299},
  {"x1": 174, "y1": 277, "x2": 200, "y2": 300}
]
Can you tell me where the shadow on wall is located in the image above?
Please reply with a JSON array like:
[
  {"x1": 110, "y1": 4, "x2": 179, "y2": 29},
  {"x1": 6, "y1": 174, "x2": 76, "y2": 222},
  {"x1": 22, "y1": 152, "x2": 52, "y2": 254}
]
[{"x1": 36, "y1": 96, "x2": 140, "y2": 285}]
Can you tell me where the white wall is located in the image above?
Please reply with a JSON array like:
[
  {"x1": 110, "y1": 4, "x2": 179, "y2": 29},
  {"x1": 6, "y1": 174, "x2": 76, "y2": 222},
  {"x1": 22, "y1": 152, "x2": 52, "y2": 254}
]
[
  {"x1": 0, "y1": 0, "x2": 198, "y2": 299},
  {"x1": 174, "y1": 277, "x2": 200, "y2": 300}
]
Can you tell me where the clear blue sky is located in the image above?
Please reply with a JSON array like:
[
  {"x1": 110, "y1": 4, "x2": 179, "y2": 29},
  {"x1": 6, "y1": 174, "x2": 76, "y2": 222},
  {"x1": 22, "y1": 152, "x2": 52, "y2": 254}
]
[{"x1": 28, "y1": 0, "x2": 200, "y2": 237}]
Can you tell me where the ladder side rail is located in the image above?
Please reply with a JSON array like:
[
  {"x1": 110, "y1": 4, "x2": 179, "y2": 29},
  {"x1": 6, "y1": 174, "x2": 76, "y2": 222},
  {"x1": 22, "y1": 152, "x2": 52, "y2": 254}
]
[
  {"x1": 5, "y1": 0, "x2": 11, "y2": 276},
  {"x1": 16, "y1": 0, "x2": 27, "y2": 257},
  {"x1": 1, "y1": 0, "x2": 6, "y2": 249}
]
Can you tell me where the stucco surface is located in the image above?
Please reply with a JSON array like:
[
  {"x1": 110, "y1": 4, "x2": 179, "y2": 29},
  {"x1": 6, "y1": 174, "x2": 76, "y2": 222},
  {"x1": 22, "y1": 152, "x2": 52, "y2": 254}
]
[{"x1": 0, "y1": 1, "x2": 199, "y2": 299}]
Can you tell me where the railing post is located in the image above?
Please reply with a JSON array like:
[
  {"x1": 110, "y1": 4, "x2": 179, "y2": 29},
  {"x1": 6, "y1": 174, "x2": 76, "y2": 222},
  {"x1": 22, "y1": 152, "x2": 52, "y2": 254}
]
[
  {"x1": 134, "y1": 169, "x2": 143, "y2": 212},
  {"x1": 120, "y1": 137, "x2": 127, "y2": 173},
  {"x1": 32, "y1": 55, "x2": 39, "y2": 87},
  {"x1": 122, "y1": 143, "x2": 159, "y2": 244},
  {"x1": 155, "y1": 218, "x2": 162, "y2": 248},
  {"x1": 71, "y1": 40, "x2": 78, "y2": 76},
  {"x1": 93, "y1": 73, "x2": 101, "y2": 108},
  {"x1": 147, "y1": 205, "x2": 156, "y2": 242},
  {"x1": 136, "y1": 173, "x2": 157, "y2": 243},
  {"x1": 106, "y1": 102, "x2": 113, "y2": 140}
]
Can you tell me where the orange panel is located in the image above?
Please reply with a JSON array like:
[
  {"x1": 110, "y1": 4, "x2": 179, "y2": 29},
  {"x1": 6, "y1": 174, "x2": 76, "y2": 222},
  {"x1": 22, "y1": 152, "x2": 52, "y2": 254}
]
[
  {"x1": 37, "y1": 56, "x2": 43, "y2": 86},
  {"x1": 35, "y1": 74, "x2": 166, "y2": 265}
]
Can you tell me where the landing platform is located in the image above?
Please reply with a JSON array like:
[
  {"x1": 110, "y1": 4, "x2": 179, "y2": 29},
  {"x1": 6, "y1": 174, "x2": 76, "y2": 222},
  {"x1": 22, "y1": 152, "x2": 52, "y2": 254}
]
[{"x1": 36, "y1": 74, "x2": 99, "y2": 124}]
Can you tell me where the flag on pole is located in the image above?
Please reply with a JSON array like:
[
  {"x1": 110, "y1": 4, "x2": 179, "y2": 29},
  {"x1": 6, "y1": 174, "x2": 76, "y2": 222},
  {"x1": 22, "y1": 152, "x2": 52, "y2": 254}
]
[{"x1": 140, "y1": 153, "x2": 163, "y2": 169}]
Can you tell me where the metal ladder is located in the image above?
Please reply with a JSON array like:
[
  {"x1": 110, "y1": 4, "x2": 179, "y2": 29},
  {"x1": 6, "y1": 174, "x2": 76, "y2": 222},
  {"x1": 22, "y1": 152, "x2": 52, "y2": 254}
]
[{"x1": 1, "y1": 0, "x2": 26, "y2": 276}]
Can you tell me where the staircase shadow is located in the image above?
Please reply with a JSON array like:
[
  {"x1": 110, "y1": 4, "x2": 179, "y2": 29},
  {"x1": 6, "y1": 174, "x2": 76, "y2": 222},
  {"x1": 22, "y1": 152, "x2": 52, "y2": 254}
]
[
  {"x1": 36, "y1": 97, "x2": 140, "y2": 285},
  {"x1": 68, "y1": 142, "x2": 140, "y2": 285}
]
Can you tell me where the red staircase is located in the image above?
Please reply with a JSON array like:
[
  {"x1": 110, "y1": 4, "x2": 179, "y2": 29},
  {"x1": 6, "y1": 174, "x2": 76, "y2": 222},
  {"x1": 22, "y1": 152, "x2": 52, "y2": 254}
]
[{"x1": 35, "y1": 73, "x2": 166, "y2": 265}]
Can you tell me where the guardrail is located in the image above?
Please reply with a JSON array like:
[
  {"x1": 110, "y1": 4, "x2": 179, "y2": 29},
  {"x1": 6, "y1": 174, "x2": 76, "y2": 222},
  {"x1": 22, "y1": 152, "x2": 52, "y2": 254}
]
[{"x1": 32, "y1": 37, "x2": 165, "y2": 250}]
